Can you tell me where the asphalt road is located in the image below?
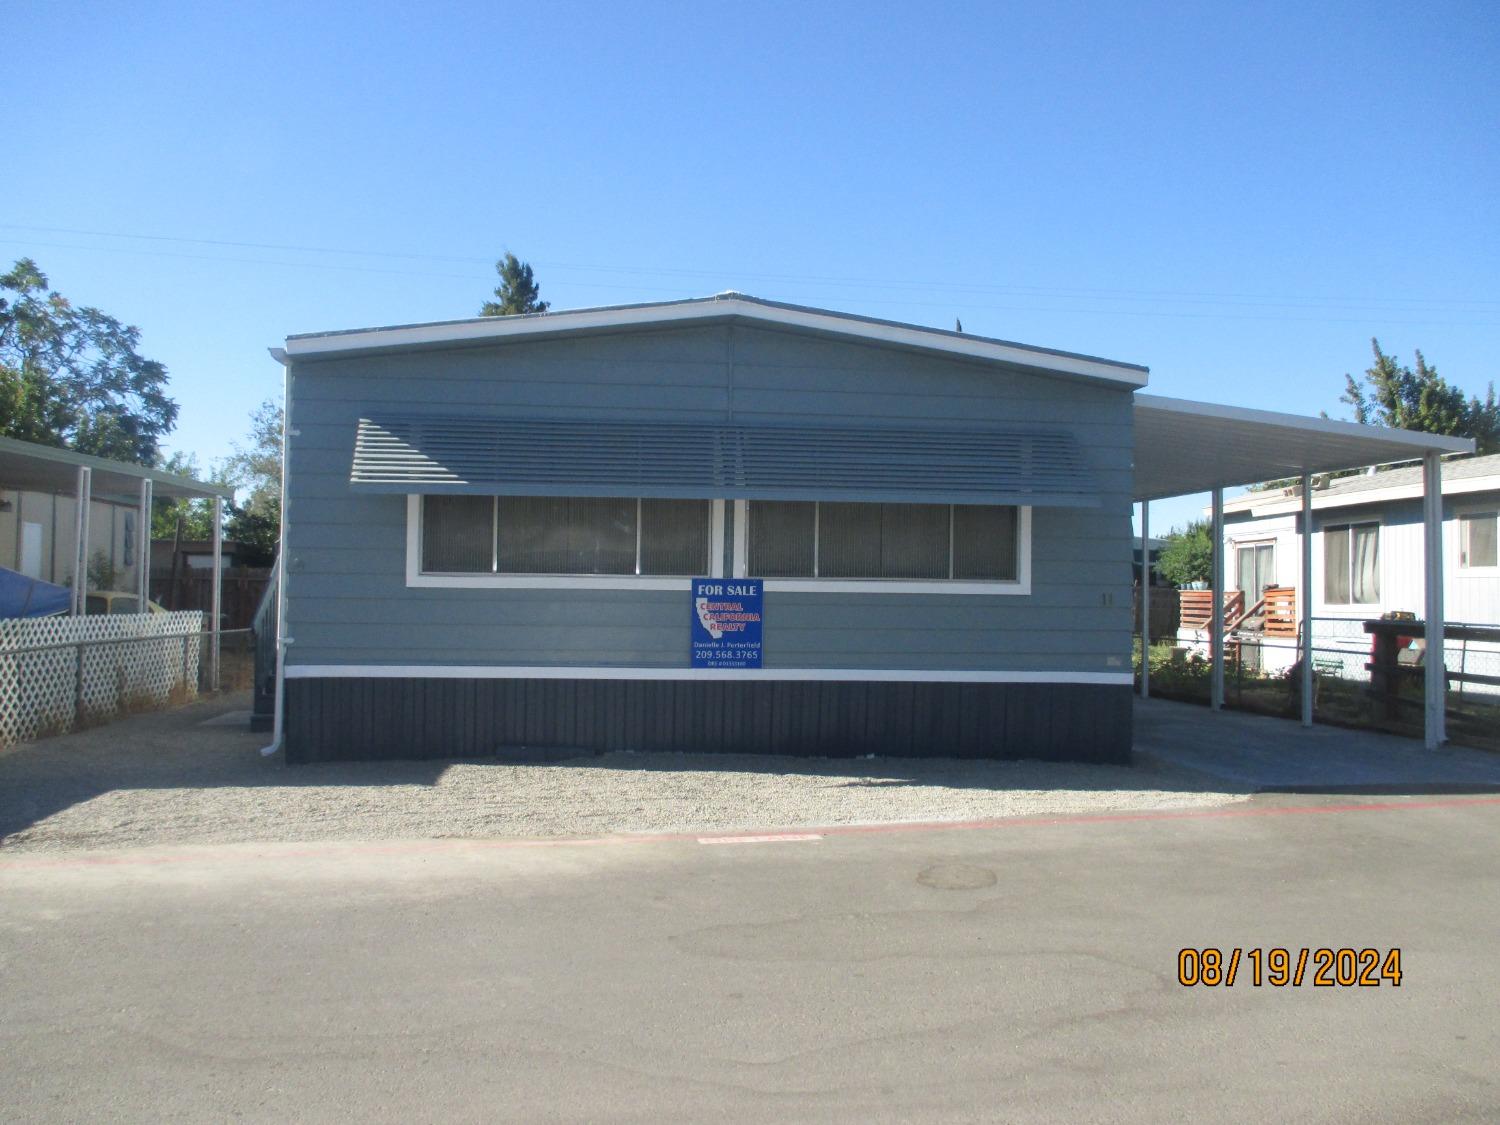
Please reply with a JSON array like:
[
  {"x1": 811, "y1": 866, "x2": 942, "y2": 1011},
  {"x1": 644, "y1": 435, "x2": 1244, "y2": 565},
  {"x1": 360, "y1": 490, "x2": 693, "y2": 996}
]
[{"x1": 3, "y1": 793, "x2": 1499, "y2": 1123}]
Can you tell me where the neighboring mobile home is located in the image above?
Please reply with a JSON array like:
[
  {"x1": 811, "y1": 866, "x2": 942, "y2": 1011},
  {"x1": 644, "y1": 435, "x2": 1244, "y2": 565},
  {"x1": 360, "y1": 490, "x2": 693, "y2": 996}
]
[
  {"x1": 266, "y1": 294, "x2": 1470, "y2": 763},
  {"x1": 1206, "y1": 454, "x2": 1500, "y2": 687},
  {"x1": 0, "y1": 436, "x2": 232, "y2": 612}
]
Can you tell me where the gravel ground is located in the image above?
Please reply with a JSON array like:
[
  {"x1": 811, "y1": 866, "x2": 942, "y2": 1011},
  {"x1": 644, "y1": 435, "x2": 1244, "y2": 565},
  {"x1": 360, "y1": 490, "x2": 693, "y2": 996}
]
[{"x1": 0, "y1": 692, "x2": 1249, "y2": 853}]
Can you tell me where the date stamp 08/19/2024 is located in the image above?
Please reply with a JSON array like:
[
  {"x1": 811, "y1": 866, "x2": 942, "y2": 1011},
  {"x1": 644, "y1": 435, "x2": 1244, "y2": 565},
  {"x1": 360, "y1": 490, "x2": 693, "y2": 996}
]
[{"x1": 1178, "y1": 948, "x2": 1403, "y2": 988}]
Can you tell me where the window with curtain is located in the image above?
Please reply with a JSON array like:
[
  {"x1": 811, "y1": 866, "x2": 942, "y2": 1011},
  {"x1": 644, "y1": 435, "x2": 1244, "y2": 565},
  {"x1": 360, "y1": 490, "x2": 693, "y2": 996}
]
[
  {"x1": 745, "y1": 501, "x2": 1019, "y2": 581},
  {"x1": 421, "y1": 496, "x2": 711, "y2": 576},
  {"x1": 1323, "y1": 522, "x2": 1380, "y2": 604},
  {"x1": 1235, "y1": 542, "x2": 1275, "y2": 597},
  {"x1": 1460, "y1": 512, "x2": 1498, "y2": 569}
]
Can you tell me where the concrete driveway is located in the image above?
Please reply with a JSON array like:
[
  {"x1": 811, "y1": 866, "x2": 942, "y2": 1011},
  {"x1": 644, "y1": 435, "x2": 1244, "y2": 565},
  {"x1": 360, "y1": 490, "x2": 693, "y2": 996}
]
[{"x1": 1135, "y1": 697, "x2": 1500, "y2": 793}]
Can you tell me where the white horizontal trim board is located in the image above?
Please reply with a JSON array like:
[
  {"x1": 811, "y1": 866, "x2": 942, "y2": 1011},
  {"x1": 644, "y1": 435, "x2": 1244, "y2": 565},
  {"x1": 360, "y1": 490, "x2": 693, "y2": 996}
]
[{"x1": 284, "y1": 665, "x2": 1134, "y2": 685}]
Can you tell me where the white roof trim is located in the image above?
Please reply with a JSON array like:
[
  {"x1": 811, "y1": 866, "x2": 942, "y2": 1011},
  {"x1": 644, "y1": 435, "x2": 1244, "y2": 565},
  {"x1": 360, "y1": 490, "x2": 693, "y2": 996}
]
[
  {"x1": 282, "y1": 295, "x2": 1149, "y2": 387},
  {"x1": 1135, "y1": 394, "x2": 1475, "y2": 454},
  {"x1": 1133, "y1": 395, "x2": 1476, "y2": 501},
  {"x1": 1224, "y1": 473, "x2": 1500, "y2": 517}
]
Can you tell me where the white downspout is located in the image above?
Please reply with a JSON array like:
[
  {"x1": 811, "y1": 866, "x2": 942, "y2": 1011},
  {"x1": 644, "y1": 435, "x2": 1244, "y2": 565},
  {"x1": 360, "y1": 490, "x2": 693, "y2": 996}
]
[{"x1": 260, "y1": 348, "x2": 291, "y2": 757}]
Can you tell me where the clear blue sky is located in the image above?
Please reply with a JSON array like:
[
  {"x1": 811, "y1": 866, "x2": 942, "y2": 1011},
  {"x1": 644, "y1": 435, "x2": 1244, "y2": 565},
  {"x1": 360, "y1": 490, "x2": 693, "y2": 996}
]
[{"x1": 6, "y1": 1, "x2": 1498, "y2": 532}]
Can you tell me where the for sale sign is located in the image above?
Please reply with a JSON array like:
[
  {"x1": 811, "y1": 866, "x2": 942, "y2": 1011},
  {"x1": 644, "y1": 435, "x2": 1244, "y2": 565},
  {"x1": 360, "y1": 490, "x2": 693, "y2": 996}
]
[{"x1": 690, "y1": 579, "x2": 763, "y2": 669}]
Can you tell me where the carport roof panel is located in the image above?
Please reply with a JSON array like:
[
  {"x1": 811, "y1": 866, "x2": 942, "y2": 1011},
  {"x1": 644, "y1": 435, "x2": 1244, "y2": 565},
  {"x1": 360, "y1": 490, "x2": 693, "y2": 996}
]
[
  {"x1": 0, "y1": 436, "x2": 234, "y2": 503},
  {"x1": 1133, "y1": 394, "x2": 1475, "y2": 501}
]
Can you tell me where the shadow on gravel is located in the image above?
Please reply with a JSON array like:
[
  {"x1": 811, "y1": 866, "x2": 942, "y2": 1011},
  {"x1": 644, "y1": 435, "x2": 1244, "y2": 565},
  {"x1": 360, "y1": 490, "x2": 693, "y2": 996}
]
[
  {"x1": 552, "y1": 749, "x2": 1244, "y2": 797},
  {"x1": 0, "y1": 692, "x2": 447, "y2": 846},
  {"x1": 10, "y1": 692, "x2": 1500, "y2": 850}
]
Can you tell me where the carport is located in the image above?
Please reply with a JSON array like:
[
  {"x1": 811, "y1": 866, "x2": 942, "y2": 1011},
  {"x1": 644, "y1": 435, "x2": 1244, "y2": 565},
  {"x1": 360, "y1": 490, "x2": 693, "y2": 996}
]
[
  {"x1": 0, "y1": 435, "x2": 233, "y2": 630},
  {"x1": 1132, "y1": 396, "x2": 1475, "y2": 749}
]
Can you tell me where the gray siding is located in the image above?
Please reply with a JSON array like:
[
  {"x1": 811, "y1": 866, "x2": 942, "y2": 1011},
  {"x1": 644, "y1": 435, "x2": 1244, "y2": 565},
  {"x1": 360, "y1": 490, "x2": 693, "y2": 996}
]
[
  {"x1": 284, "y1": 678, "x2": 1134, "y2": 764},
  {"x1": 282, "y1": 322, "x2": 1134, "y2": 674}
]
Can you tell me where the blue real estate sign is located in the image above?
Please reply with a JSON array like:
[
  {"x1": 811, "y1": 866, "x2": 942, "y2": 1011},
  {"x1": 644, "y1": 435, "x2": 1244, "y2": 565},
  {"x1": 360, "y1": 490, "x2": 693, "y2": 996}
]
[{"x1": 690, "y1": 578, "x2": 763, "y2": 668}]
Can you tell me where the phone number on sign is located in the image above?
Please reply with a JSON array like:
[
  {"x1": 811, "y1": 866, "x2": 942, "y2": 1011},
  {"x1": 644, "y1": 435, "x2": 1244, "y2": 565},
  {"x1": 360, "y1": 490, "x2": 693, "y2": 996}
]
[{"x1": 1178, "y1": 947, "x2": 1402, "y2": 987}]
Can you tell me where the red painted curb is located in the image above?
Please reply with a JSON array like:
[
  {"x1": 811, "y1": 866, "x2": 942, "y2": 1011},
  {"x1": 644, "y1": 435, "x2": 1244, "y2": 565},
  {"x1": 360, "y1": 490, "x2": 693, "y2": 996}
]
[{"x1": 4, "y1": 793, "x2": 1499, "y2": 871}]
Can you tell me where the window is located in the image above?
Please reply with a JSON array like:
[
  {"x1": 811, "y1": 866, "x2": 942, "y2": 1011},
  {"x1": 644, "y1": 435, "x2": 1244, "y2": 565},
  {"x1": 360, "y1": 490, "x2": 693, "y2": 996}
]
[
  {"x1": 1460, "y1": 512, "x2": 1498, "y2": 570},
  {"x1": 423, "y1": 496, "x2": 493, "y2": 573},
  {"x1": 1235, "y1": 542, "x2": 1275, "y2": 597},
  {"x1": 745, "y1": 501, "x2": 1019, "y2": 582},
  {"x1": 1324, "y1": 522, "x2": 1380, "y2": 605},
  {"x1": 420, "y1": 496, "x2": 712, "y2": 576}
]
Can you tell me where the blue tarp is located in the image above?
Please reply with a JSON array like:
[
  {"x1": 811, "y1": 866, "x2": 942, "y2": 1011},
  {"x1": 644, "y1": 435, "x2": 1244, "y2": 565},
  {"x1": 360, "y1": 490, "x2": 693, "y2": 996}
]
[{"x1": 0, "y1": 566, "x2": 71, "y2": 619}]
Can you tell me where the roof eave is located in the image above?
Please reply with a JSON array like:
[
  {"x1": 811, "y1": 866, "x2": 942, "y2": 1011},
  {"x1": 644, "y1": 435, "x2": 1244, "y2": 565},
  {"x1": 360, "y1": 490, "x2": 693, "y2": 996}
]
[
  {"x1": 0, "y1": 435, "x2": 233, "y2": 500},
  {"x1": 1224, "y1": 472, "x2": 1500, "y2": 517},
  {"x1": 1135, "y1": 394, "x2": 1476, "y2": 456},
  {"x1": 280, "y1": 295, "x2": 1150, "y2": 389}
]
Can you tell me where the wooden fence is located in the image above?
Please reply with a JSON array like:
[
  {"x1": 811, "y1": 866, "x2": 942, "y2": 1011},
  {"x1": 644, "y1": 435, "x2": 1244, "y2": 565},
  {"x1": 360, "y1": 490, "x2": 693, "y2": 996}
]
[
  {"x1": 1132, "y1": 586, "x2": 1180, "y2": 640},
  {"x1": 151, "y1": 567, "x2": 272, "y2": 630}
]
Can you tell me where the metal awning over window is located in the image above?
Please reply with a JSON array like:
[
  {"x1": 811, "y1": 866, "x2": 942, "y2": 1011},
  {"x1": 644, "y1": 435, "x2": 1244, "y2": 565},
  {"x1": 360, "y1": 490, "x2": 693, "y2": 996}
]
[{"x1": 350, "y1": 415, "x2": 1100, "y2": 507}]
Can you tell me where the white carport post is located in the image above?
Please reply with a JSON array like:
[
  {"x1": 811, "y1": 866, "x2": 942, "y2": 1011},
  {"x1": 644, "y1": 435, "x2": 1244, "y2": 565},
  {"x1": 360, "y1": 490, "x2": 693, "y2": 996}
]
[
  {"x1": 1423, "y1": 452, "x2": 1445, "y2": 749},
  {"x1": 1300, "y1": 473, "x2": 1314, "y2": 727},
  {"x1": 137, "y1": 478, "x2": 152, "y2": 606},
  {"x1": 72, "y1": 466, "x2": 92, "y2": 615},
  {"x1": 1210, "y1": 486, "x2": 1225, "y2": 709},
  {"x1": 1139, "y1": 501, "x2": 1150, "y2": 699},
  {"x1": 211, "y1": 495, "x2": 223, "y2": 692}
]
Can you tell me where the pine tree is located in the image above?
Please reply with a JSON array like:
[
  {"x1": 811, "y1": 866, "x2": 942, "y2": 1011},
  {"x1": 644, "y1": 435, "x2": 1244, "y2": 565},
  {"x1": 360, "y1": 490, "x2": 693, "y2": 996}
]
[
  {"x1": 1341, "y1": 339, "x2": 1498, "y2": 454},
  {"x1": 480, "y1": 253, "x2": 549, "y2": 316}
]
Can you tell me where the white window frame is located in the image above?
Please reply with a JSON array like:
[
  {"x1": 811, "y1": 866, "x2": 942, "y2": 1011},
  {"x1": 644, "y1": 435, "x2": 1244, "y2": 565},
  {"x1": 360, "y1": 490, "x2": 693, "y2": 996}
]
[
  {"x1": 1456, "y1": 507, "x2": 1500, "y2": 576},
  {"x1": 406, "y1": 495, "x2": 724, "y2": 590},
  {"x1": 731, "y1": 500, "x2": 1032, "y2": 595},
  {"x1": 1230, "y1": 536, "x2": 1278, "y2": 595},
  {"x1": 1319, "y1": 518, "x2": 1383, "y2": 609}
]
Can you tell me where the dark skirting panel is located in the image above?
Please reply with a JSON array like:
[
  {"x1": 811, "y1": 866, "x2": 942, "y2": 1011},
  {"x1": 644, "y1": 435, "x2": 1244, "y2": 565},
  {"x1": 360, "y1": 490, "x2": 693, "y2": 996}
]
[{"x1": 282, "y1": 678, "x2": 1133, "y2": 765}]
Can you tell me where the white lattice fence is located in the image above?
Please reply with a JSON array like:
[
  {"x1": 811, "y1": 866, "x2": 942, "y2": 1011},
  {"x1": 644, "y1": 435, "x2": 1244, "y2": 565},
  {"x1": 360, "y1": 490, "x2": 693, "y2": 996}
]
[{"x1": 0, "y1": 612, "x2": 205, "y2": 745}]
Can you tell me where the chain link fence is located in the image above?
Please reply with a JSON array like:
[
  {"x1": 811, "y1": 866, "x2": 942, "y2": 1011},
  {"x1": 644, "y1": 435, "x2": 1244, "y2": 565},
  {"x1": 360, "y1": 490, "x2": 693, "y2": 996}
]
[{"x1": 1136, "y1": 617, "x2": 1500, "y2": 752}]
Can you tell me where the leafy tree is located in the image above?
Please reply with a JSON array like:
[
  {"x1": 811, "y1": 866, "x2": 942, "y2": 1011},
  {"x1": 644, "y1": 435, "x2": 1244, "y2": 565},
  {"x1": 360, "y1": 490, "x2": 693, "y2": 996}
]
[
  {"x1": 153, "y1": 400, "x2": 283, "y2": 564},
  {"x1": 151, "y1": 451, "x2": 224, "y2": 541},
  {"x1": 225, "y1": 496, "x2": 280, "y2": 566},
  {"x1": 220, "y1": 397, "x2": 282, "y2": 563},
  {"x1": 1341, "y1": 339, "x2": 1498, "y2": 454},
  {"x1": 480, "y1": 253, "x2": 548, "y2": 316},
  {"x1": 223, "y1": 398, "x2": 282, "y2": 516},
  {"x1": 0, "y1": 258, "x2": 178, "y2": 465},
  {"x1": 1156, "y1": 520, "x2": 1214, "y2": 588},
  {"x1": 1249, "y1": 340, "x2": 1499, "y2": 491}
]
